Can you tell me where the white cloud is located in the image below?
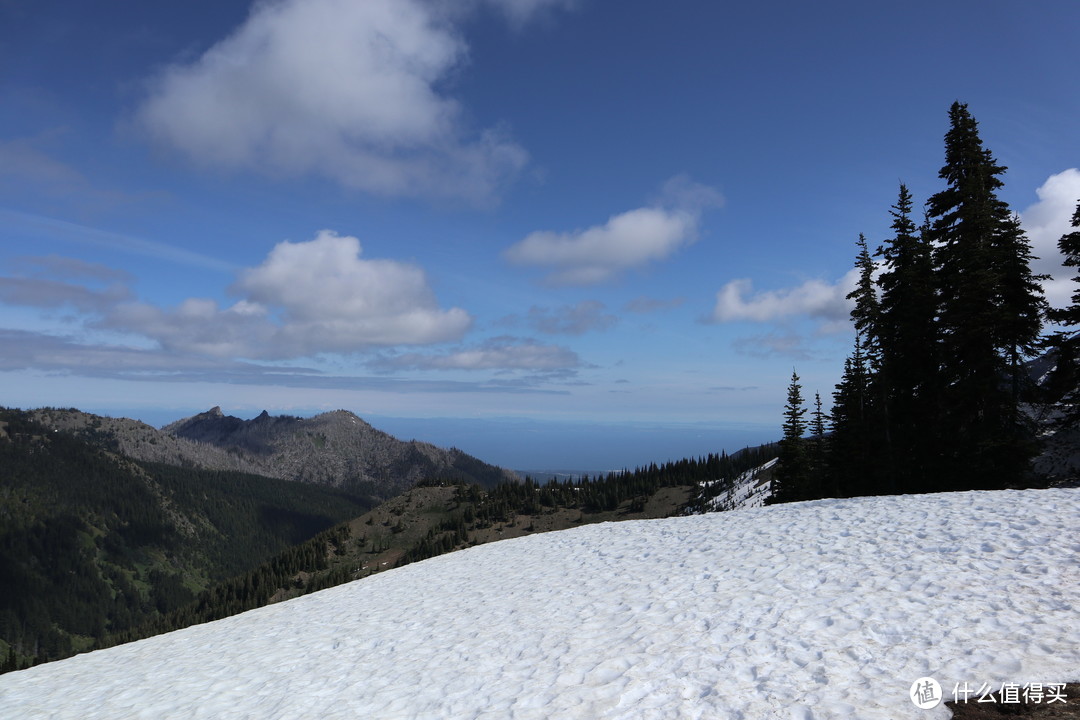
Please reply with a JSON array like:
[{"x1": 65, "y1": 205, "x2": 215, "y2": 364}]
[
  {"x1": 505, "y1": 207, "x2": 698, "y2": 285},
  {"x1": 710, "y1": 269, "x2": 858, "y2": 324},
  {"x1": 505, "y1": 176, "x2": 722, "y2": 285},
  {"x1": 134, "y1": 0, "x2": 533, "y2": 202},
  {"x1": 1019, "y1": 168, "x2": 1080, "y2": 309},
  {"x1": 105, "y1": 230, "x2": 471, "y2": 358}
]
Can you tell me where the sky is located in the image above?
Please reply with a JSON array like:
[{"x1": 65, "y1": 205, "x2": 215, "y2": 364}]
[{"x1": 1, "y1": 0, "x2": 1079, "y2": 471}]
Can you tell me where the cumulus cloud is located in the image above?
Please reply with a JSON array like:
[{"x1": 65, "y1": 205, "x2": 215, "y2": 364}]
[
  {"x1": 1019, "y1": 168, "x2": 1080, "y2": 309},
  {"x1": 104, "y1": 230, "x2": 471, "y2": 358},
  {"x1": 504, "y1": 177, "x2": 722, "y2": 285},
  {"x1": 526, "y1": 301, "x2": 617, "y2": 335},
  {"x1": 134, "y1": 0, "x2": 546, "y2": 203},
  {"x1": 709, "y1": 269, "x2": 858, "y2": 324},
  {"x1": 372, "y1": 336, "x2": 581, "y2": 372}
]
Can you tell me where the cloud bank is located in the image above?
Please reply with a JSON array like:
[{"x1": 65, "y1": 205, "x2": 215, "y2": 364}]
[
  {"x1": 104, "y1": 230, "x2": 471, "y2": 358},
  {"x1": 134, "y1": 0, "x2": 573, "y2": 202}
]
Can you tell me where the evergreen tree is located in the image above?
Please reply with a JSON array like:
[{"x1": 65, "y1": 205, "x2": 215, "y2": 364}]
[
  {"x1": 926, "y1": 102, "x2": 1043, "y2": 490},
  {"x1": 773, "y1": 370, "x2": 809, "y2": 503},
  {"x1": 991, "y1": 209, "x2": 1049, "y2": 404},
  {"x1": 1052, "y1": 200, "x2": 1080, "y2": 327},
  {"x1": 828, "y1": 339, "x2": 874, "y2": 497},
  {"x1": 808, "y1": 391, "x2": 829, "y2": 498},
  {"x1": 847, "y1": 233, "x2": 882, "y2": 371},
  {"x1": 876, "y1": 185, "x2": 940, "y2": 493},
  {"x1": 830, "y1": 234, "x2": 888, "y2": 497},
  {"x1": 1045, "y1": 200, "x2": 1080, "y2": 418}
]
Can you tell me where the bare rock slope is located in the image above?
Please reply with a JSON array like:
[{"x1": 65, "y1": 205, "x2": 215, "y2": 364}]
[
  {"x1": 163, "y1": 407, "x2": 515, "y2": 495},
  {"x1": 29, "y1": 407, "x2": 514, "y2": 498}
]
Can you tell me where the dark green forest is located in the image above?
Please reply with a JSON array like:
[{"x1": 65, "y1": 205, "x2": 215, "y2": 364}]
[
  {"x1": 1, "y1": 400, "x2": 775, "y2": 674},
  {"x1": 0, "y1": 408, "x2": 373, "y2": 672},
  {"x1": 85, "y1": 444, "x2": 777, "y2": 658},
  {"x1": 772, "y1": 103, "x2": 1080, "y2": 503}
]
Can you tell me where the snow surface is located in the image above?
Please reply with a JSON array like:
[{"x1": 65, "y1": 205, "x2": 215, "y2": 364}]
[
  {"x1": 702, "y1": 457, "x2": 777, "y2": 512},
  {"x1": 2, "y1": 489, "x2": 1079, "y2": 719}
]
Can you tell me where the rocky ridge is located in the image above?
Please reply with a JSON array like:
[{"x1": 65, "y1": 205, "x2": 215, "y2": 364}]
[{"x1": 29, "y1": 406, "x2": 515, "y2": 498}]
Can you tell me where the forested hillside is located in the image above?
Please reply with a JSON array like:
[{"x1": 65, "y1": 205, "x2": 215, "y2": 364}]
[
  {"x1": 97, "y1": 446, "x2": 777, "y2": 655},
  {"x1": 0, "y1": 409, "x2": 373, "y2": 672}
]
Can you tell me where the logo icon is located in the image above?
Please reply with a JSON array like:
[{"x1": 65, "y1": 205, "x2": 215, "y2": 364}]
[{"x1": 910, "y1": 677, "x2": 943, "y2": 709}]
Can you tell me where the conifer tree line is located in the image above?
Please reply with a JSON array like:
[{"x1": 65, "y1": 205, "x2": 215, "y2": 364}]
[{"x1": 772, "y1": 102, "x2": 1080, "y2": 502}]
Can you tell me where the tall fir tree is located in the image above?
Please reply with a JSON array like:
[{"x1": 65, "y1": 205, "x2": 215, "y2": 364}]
[
  {"x1": 808, "y1": 391, "x2": 829, "y2": 498},
  {"x1": 1045, "y1": 200, "x2": 1080, "y2": 420},
  {"x1": 1052, "y1": 200, "x2": 1080, "y2": 327},
  {"x1": 773, "y1": 369, "x2": 810, "y2": 503},
  {"x1": 828, "y1": 338, "x2": 875, "y2": 497},
  {"x1": 847, "y1": 233, "x2": 882, "y2": 372},
  {"x1": 834, "y1": 234, "x2": 888, "y2": 495},
  {"x1": 876, "y1": 184, "x2": 941, "y2": 494},
  {"x1": 991, "y1": 209, "x2": 1048, "y2": 404},
  {"x1": 926, "y1": 102, "x2": 1044, "y2": 490}
]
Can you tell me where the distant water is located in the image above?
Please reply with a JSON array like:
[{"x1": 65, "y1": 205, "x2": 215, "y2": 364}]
[
  {"x1": 364, "y1": 415, "x2": 778, "y2": 471},
  {"x1": 96, "y1": 406, "x2": 777, "y2": 471}
]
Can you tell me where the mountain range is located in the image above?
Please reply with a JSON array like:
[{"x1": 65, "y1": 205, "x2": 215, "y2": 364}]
[
  {"x1": 0, "y1": 405, "x2": 517, "y2": 670},
  {"x1": 30, "y1": 406, "x2": 515, "y2": 498}
]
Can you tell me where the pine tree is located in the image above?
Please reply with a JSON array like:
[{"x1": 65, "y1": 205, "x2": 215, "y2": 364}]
[
  {"x1": 773, "y1": 370, "x2": 809, "y2": 503},
  {"x1": 876, "y1": 185, "x2": 940, "y2": 494},
  {"x1": 926, "y1": 102, "x2": 1043, "y2": 490}
]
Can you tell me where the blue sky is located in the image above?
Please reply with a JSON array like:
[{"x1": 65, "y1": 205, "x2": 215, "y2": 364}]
[{"x1": 2, "y1": 0, "x2": 1079, "y2": 471}]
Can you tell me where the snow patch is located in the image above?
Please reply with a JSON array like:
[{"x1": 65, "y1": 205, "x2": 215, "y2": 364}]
[{"x1": 702, "y1": 456, "x2": 778, "y2": 512}]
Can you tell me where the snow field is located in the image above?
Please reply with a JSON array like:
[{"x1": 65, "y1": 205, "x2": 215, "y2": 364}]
[{"x1": 1, "y1": 488, "x2": 1077, "y2": 719}]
